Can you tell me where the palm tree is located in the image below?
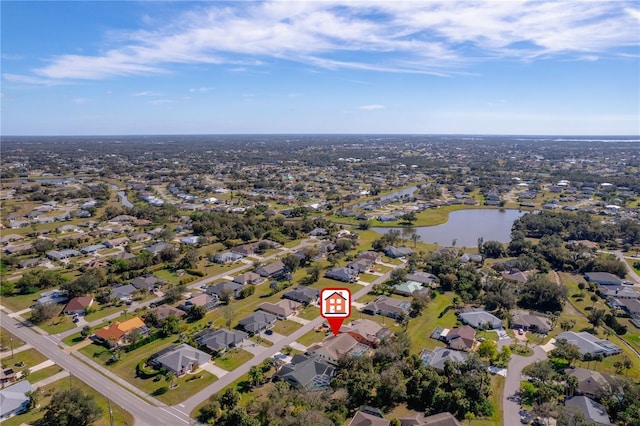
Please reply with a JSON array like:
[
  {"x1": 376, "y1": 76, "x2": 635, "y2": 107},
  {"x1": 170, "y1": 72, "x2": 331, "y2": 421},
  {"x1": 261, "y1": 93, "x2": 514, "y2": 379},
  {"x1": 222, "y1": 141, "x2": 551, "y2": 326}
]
[
  {"x1": 410, "y1": 233, "x2": 421, "y2": 248},
  {"x1": 166, "y1": 371, "x2": 176, "y2": 389}
]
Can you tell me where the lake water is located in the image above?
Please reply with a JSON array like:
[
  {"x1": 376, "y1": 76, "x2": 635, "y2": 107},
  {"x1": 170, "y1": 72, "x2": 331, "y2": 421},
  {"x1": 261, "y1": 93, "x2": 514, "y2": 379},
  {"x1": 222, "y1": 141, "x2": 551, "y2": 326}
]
[{"x1": 373, "y1": 209, "x2": 527, "y2": 247}]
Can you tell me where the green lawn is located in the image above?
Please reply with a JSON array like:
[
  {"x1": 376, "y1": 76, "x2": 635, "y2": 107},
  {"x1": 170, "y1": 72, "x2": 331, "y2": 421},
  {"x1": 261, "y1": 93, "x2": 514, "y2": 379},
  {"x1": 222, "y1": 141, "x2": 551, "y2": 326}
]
[
  {"x1": 0, "y1": 291, "x2": 42, "y2": 312},
  {"x1": 474, "y1": 375, "x2": 505, "y2": 426},
  {"x1": 357, "y1": 293, "x2": 379, "y2": 304},
  {"x1": 405, "y1": 291, "x2": 457, "y2": 353},
  {"x1": 359, "y1": 273, "x2": 379, "y2": 283},
  {"x1": 270, "y1": 319, "x2": 303, "y2": 336},
  {"x1": 2, "y1": 375, "x2": 133, "y2": 426},
  {"x1": 296, "y1": 329, "x2": 329, "y2": 347},
  {"x1": 0, "y1": 348, "x2": 48, "y2": 370},
  {"x1": 84, "y1": 303, "x2": 130, "y2": 322},
  {"x1": 214, "y1": 348, "x2": 253, "y2": 371},
  {"x1": 29, "y1": 364, "x2": 64, "y2": 384},
  {"x1": 152, "y1": 371, "x2": 217, "y2": 405},
  {"x1": 154, "y1": 268, "x2": 184, "y2": 285},
  {"x1": 0, "y1": 327, "x2": 25, "y2": 349},
  {"x1": 250, "y1": 335, "x2": 273, "y2": 347},
  {"x1": 309, "y1": 278, "x2": 363, "y2": 296},
  {"x1": 298, "y1": 305, "x2": 320, "y2": 321},
  {"x1": 38, "y1": 314, "x2": 76, "y2": 334}
]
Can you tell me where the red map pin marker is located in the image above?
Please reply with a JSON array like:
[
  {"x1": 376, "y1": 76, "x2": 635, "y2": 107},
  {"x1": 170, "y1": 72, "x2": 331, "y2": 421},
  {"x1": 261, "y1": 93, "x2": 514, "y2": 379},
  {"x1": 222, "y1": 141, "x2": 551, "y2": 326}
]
[{"x1": 320, "y1": 288, "x2": 351, "y2": 336}]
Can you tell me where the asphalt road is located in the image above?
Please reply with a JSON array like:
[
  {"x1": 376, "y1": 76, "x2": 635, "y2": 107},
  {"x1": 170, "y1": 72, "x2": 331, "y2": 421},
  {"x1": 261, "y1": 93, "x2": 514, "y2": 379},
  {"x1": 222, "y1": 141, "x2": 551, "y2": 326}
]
[
  {"x1": 502, "y1": 346, "x2": 548, "y2": 426},
  {"x1": 1, "y1": 250, "x2": 402, "y2": 425}
]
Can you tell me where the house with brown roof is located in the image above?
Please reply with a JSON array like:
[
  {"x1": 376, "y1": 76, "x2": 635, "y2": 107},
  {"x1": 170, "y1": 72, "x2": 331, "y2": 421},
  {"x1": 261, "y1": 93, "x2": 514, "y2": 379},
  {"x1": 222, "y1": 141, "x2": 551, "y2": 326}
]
[
  {"x1": 442, "y1": 325, "x2": 476, "y2": 351},
  {"x1": 150, "y1": 305, "x2": 186, "y2": 321},
  {"x1": 93, "y1": 317, "x2": 146, "y2": 347},
  {"x1": 339, "y1": 319, "x2": 392, "y2": 347},
  {"x1": 233, "y1": 272, "x2": 264, "y2": 285},
  {"x1": 349, "y1": 408, "x2": 389, "y2": 426},
  {"x1": 255, "y1": 260, "x2": 287, "y2": 278},
  {"x1": 565, "y1": 367, "x2": 618, "y2": 399},
  {"x1": 400, "y1": 412, "x2": 462, "y2": 426},
  {"x1": 307, "y1": 333, "x2": 370, "y2": 364},
  {"x1": 63, "y1": 296, "x2": 94, "y2": 315},
  {"x1": 258, "y1": 299, "x2": 301, "y2": 320},
  {"x1": 511, "y1": 310, "x2": 552, "y2": 334}
]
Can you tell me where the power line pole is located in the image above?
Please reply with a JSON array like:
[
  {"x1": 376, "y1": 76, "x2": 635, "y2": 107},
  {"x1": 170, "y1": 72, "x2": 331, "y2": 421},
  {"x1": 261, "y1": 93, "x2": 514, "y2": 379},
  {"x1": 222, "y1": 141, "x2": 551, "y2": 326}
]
[{"x1": 108, "y1": 399, "x2": 114, "y2": 426}]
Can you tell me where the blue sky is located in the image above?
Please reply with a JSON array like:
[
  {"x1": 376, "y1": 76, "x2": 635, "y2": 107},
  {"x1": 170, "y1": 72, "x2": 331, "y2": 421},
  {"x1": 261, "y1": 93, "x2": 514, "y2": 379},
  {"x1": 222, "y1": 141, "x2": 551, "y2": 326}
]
[{"x1": 2, "y1": 1, "x2": 639, "y2": 136}]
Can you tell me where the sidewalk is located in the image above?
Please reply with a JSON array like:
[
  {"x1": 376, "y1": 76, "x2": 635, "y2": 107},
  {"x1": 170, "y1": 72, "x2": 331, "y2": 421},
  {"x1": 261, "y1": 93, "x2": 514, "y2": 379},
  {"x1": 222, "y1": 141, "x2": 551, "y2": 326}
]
[
  {"x1": 0, "y1": 343, "x2": 32, "y2": 359},
  {"x1": 29, "y1": 359, "x2": 55, "y2": 373}
]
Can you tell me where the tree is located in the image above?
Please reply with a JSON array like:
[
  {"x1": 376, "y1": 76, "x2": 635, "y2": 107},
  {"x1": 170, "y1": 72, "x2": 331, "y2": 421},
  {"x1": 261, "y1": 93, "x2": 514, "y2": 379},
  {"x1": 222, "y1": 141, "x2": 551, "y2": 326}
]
[
  {"x1": 390, "y1": 268, "x2": 407, "y2": 283},
  {"x1": 163, "y1": 284, "x2": 186, "y2": 304},
  {"x1": 158, "y1": 246, "x2": 179, "y2": 262},
  {"x1": 401, "y1": 211, "x2": 417, "y2": 225},
  {"x1": 222, "y1": 303, "x2": 236, "y2": 330},
  {"x1": 588, "y1": 309, "x2": 606, "y2": 329},
  {"x1": 81, "y1": 326, "x2": 92, "y2": 339},
  {"x1": 179, "y1": 249, "x2": 199, "y2": 269},
  {"x1": 410, "y1": 291, "x2": 430, "y2": 317},
  {"x1": 219, "y1": 387, "x2": 240, "y2": 410},
  {"x1": 481, "y1": 240, "x2": 506, "y2": 258},
  {"x1": 33, "y1": 238, "x2": 55, "y2": 254},
  {"x1": 26, "y1": 389, "x2": 39, "y2": 410},
  {"x1": 484, "y1": 280, "x2": 517, "y2": 312},
  {"x1": 560, "y1": 319, "x2": 576, "y2": 332},
  {"x1": 248, "y1": 365, "x2": 263, "y2": 387},
  {"x1": 160, "y1": 315, "x2": 181, "y2": 337},
  {"x1": 334, "y1": 239, "x2": 353, "y2": 253},
  {"x1": 281, "y1": 254, "x2": 300, "y2": 273},
  {"x1": 519, "y1": 274, "x2": 567, "y2": 313},
  {"x1": 40, "y1": 388, "x2": 102, "y2": 426},
  {"x1": 410, "y1": 233, "x2": 421, "y2": 248},
  {"x1": 165, "y1": 371, "x2": 176, "y2": 389},
  {"x1": 30, "y1": 303, "x2": 60, "y2": 323},
  {"x1": 307, "y1": 265, "x2": 322, "y2": 283},
  {"x1": 477, "y1": 340, "x2": 498, "y2": 360},
  {"x1": 187, "y1": 305, "x2": 207, "y2": 322},
  {"x1": 550, "y1": 339, "x2": 582, "y2": 366}
]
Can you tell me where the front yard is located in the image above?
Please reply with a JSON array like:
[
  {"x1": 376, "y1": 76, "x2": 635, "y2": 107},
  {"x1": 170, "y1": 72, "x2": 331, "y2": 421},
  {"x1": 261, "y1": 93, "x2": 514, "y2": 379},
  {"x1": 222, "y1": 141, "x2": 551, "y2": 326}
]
[
  {"x1": 270, "y1": 319, "x2": 302, "y2": 336},
  {"x1": 0, "y1": 348, "x2": 48, "y2": 371},
  {"x1": 213, "y1": 348, "x2": 253, "y2": 371}
]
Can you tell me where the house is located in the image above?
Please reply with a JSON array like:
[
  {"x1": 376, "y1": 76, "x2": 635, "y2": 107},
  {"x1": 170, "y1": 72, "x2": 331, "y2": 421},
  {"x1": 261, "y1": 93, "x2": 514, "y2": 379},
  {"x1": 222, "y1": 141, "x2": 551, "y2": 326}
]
[
  {"x1": 35, "y1": 289, "x2": 68, "y2": 306},
  {"x1": 233, "y1": 272, "x2": 263, "y2": 286},
  {"x1": 103, "y1": 237, "x2": 129, "y2": 248},
  {"x1": 511, "y1": 311, "x2": 552, "y2": 334},
  {"x1": 85, "y1": 258, "x2": 109, "y2": 269},
  {"x1": 555, "y1": 332, "x2": 621, "y2": 357},
  {"x1": 599, "y1": 285, "x2": 639, "y2": 300},
  {"x1": 130, "y1": 275, "x2": 164, "y2": 291},
  {"x1": 394, "y1": 281, "x2": 428, "y2": 296},
  {"x1": 349, "y1": 408, "x2": 390, "y2": 426},
  {"x1": 212, "y1": 251, "x2": 244, "y2": 264},
  {"x1": 400, "y1": 412, "x2": 462, "y2": 426},
  {"x1": 617, "y1": 299, "x2": 640, "y2": 315},
  {"x1": 180, "y1": 293, "x2": 218, "y2": 311},
  {"x1": 46, "y1": 249, "x2": 81, "y2": 261},
  {"x1": 255, "y1": 260, "x2": 286, "y2": 278},
  {"x1": 458, "y1": 309, "x2": 503, "y2": 330},
  {"x1": 323, "y1": 291, "x2": 348, "y2": 315},
  {"x1": 362, "y1": 296, "x2": 411, "y2": 320},
  {"x1": 0, "y1": 368, "x2": 16, "y2": 386},
  {"x1": 565, "y1": 367, "x2": 618, "y2": 399},
  {"x1": 150, "y1": 305, "x2": 186, "y2": 321},
  {"x1": 309, "y1": 227, "x2": 327, "y2": 237},
  {"x1": 145, "y1": 242, "x2": 174, "y2": 255},
  {"x1": 111, "y1": 284, "x2": 137, "y2": 301},
  {"x1": 459, "y1": 254, "x2": 483, "y2": 264},
  {"x1": 18, "y1": 258, "x2": 41, "y2": 269},
  {"x1": 238, "y1": 311, "x2": 277, "y2": 334},
  {"x1": 258, "y1": 299, "x2": 301, "y2": 320},
  {"x1": 62, "y1": 296, "x2": 94, "y2": 315},
  {"x1": 326, "y1": 266, "x2": 359, "y2": 283},
  {"x1": 205, "y1": 281, "x2": 244, "y2": 300},
  {"x1": 283, "y1": 286, "x2": 320, "y2": 305},
  {"x1": 307, "y1": 333, "x2": 369, "y2": 364},
  {"x1": 0, "y1": 381, "x2": 32, "y2": 420},
  {"x1": 152, "y1": 344, "x2": 211, "y2": 376},
  {"x1": 584, "y1": 272, "x2": 623, "y2": 286},
  {"x1": 339, "y1": 319, "x2": 391, "y2": 347},
  {"x1": 347, "y1": 258, "x2": 374, "y2": 273},
  {"x1": 440, "y1": 325, "x2": 476, "y2": 351},
  {"x1": 406, "y1": 271, "x2": 437, "y2": 286},
  {"x1": 502, "y1": 270, "x2": 529, "y2": 284},
  {"x1": 80, "y1": 244, "x2": 106, "y2": 254},
  {"x1": 565, "y1": 396, "x2": 613, "y2": 425},
  {"x1": 195, "y1": 328, "x2": 248, "y2": 354},
  {"x1": 275, "y1": 353, "x2": 335, "y2": 390},
  {"x1": 419, "y1": 347, "x2": 468, "y2": 371},
  {"x1": 231, "y1": 242, "x2": 258, "y2": 256},
  {"x1": 93, "y1": 317, "x2": 147, "y2": 347},
  {"x1": 357, "y1": 251, "x2": 382, "y2": 264},
  {"x1": 384, "y1": 246, "x2": 413, "y2": 259},
  {"x1": 130, "y1": 232, "x2": 151, "y2": 242},
  {"x1": 0, "y1": 234, "x2": 24, "y2": 245}
]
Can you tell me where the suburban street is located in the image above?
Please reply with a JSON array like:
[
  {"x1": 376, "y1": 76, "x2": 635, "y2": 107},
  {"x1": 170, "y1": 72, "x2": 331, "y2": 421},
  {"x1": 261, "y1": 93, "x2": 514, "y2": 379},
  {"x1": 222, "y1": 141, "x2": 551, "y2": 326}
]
[
  {"x1": 502, "y1": 346, "x2": 548, "y2": 426},
  {"x1": 1, "y1": 248, "x2": 401, "y2": 425}
]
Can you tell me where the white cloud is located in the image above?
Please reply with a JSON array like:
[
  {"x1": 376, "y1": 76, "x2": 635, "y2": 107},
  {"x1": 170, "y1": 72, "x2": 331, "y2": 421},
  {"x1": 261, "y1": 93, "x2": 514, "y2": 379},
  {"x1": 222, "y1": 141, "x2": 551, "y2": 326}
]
[
  {"x1": 72, "y1": 98, "x2": 87, "y2": 104},
  {"x1": 189, "y1": 87, "x2": 215, "y2": 93},
  {"x1": 22, "y1": 1, "x2": 640, "y2": 81},
  {"x1": 358, "y1": 104, "x2": 385, "y2": 110},
  {"x1": 149, "y1": 99, "x2": 173, "y2": 105},
  {"x1": 2, "y1": 73, "x2": 61, "y2": 86},
  {"x1": 132, "y1": 91, "x2": 161, "y2": 97}
]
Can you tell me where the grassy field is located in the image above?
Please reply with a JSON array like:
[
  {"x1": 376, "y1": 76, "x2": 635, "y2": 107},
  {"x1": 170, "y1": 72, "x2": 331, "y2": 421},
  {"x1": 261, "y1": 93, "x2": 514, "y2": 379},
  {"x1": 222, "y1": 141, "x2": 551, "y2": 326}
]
[
  {"x1": 0, "y1": 348, "x2": 48, "y2": 370},
  {"x1": 0, "y1": 327, "x2": 25, "y2": 349},
  {"x1": 270, "y1": 319, "x2": 303, "y2": 336},
  {"x1": 0, "y1": 290, "x2": 43, "y2": 312},
  {"x1": 405, "y1": 291, "x2": 457, "y2": 353},
  {"x1": 214, "y1": 348, "x2": 253, "y2": 371},
  {"x1": 296, "y1": 329, "x2": 329, "y2": 347},
  {"x1": 558, "y1": 272, "x2": 640, "y2": 379},
  {"x1": 38, "y1": 314, "x2": 76, "y2": 334},
  {"x1": 28, "y1": 364, "x2": 64, "y2": 384},
  {"x1": 2, "y1": 375, "x2": 133, "y2": 426},
  {"x1": 298, "y1": 305, "x2": 320, "y2": 320}
]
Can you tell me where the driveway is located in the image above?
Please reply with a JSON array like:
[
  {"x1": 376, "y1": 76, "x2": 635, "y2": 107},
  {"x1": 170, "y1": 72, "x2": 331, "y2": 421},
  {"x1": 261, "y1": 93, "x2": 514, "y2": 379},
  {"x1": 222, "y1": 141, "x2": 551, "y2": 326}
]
[
  {"x1": 503, "y1": 346, "x2": 548, "y2": 426},
  {"x1": 261, "y1": 331, "x2": 286, "y2": 343},
  {"x1": 201, "y1": 363, "x2": 229, "y2": 378},
  {"x1": 239, "y1": 340, "x2": 270, "y2": 356}
]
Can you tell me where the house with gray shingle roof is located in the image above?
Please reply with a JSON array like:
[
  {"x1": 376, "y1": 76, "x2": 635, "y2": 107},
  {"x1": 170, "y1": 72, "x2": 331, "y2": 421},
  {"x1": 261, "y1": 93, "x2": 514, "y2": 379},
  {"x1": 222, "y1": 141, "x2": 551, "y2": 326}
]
[
  {"x1": 326, "y1": 266, "x2": 359, "y2": 283},
  {"x1": 565, "y1": 396, "x2": 613, "y2": 425},
  {"x1": 419, "y1": 347, "x2": 468, "y2": 371},
  {"x1": 238, "y1": 311, "x2": 277, "y2": 334},
  {"x1": 274, "y1": 354, "x2": 335, "y2": 390},
  {"x1": 283, "y1": 286, "x2": 320, "y2": 305},
  {"x1": 0, "y1": 380, "x2": 32, "y2": 420},
  {"x1": 363, "y1": 296, "x2": 410, "y2": 320},
  {"x1": 195, "y1": 329, "x2": 248, "y2": 354},
  {"x1": 458, "y1": 309, "x2": 502, "y2": 330},
  {"x1": 555, "y1": 331, "x2": 621, "y2": 357},
  {"x1": 152, "y1": 344, "x2": 211, "y2": 376}
]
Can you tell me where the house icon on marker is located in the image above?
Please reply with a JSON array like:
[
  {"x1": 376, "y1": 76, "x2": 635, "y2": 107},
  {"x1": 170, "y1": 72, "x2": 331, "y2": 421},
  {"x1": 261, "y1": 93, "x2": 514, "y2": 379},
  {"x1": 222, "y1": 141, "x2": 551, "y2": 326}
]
[{"x1": 324, "y1": 291, "x2": 348, "y2": 314}]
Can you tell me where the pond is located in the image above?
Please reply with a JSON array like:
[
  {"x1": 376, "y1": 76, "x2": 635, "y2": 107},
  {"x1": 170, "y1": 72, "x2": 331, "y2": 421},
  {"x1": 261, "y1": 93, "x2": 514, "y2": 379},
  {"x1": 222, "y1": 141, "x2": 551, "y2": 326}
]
[{"x1": 373, "y1": 208, "x2": 527, "y2": 248}]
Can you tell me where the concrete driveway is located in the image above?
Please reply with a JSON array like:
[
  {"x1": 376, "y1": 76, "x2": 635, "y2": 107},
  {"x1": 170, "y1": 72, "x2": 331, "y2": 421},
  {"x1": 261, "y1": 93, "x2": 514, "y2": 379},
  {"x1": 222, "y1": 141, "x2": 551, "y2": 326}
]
[
  {"x1": 239, "y1": 340, "x2": 270, "y2": 356},
  {"x1": 261, "y1": 331, "x2": 286, "y2": 343},
  {"x1": 503, "y1": 346, "x2": 548, "y2": 426}
]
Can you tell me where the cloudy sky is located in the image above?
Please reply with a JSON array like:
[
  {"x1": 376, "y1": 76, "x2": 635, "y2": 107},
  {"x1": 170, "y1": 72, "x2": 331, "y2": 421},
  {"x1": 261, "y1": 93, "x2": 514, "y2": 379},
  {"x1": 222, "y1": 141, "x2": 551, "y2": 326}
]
[{"x1": 2, "y1": 1, "x2": 639, "y2": 135}]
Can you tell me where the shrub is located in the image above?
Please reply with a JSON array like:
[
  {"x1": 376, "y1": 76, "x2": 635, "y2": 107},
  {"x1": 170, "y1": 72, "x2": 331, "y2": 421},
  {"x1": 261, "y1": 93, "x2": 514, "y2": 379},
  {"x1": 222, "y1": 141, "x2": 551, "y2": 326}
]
[{"x1": 186, "y1": 269, "x2": 205, "y2": 277}]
